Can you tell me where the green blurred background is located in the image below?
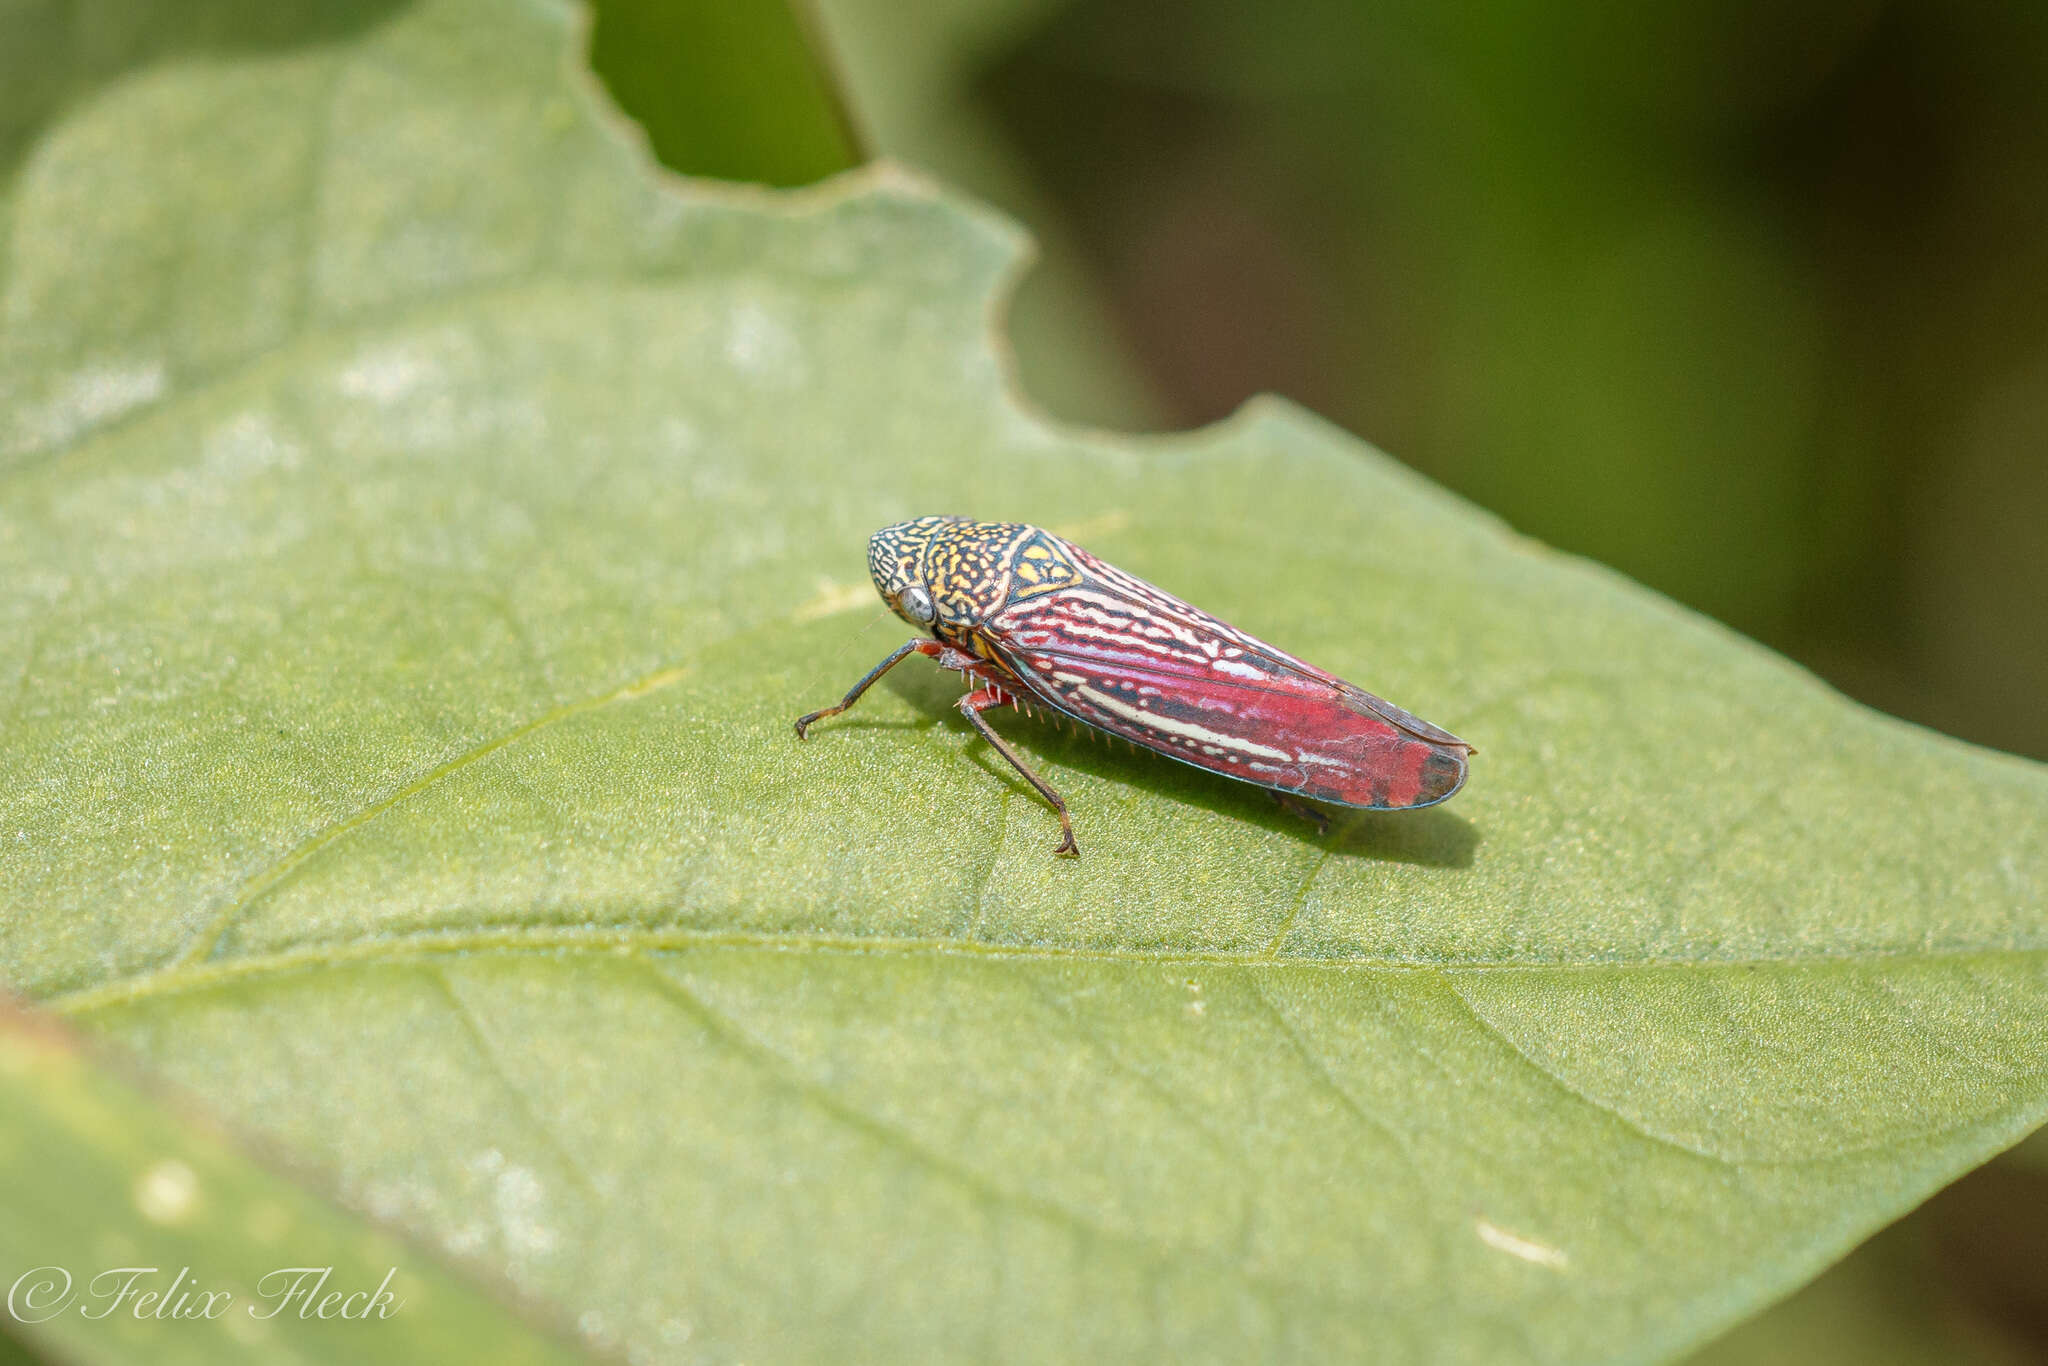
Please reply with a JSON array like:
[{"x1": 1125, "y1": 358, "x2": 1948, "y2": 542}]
[
  {"x1": 0, "y1": 3, "x2": 2040, "y2": 1363},
  {"x1": 601, "y1": 0, "x2": 2048, "y2": 770},
  {"x1": 546, "y1": 1, "x2": 2046, "y2": 1362}
]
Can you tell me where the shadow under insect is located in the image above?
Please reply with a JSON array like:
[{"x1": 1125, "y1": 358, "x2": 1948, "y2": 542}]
[{"x1": 881, "y1": 666, "x2": 1481, "y2": 871}]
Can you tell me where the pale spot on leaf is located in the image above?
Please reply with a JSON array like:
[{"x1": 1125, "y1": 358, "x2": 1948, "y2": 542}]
[
  {"x1": 133, "y1": 1157, "x2": 200, "y2": 1226},
  {"x1": 1475, "y1": 1217, "x2": 1569, "y2": 1270}
]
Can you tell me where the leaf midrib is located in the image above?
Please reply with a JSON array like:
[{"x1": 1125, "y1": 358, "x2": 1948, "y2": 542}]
[
  {"x1": 58, "y1": 595, "x2": 2042, "y2": 1006},
  {"x1": 44, "y1": 921, "x2": 2048, "y2": 1019},
  {"x1": 26, "y1": 596, "x2": 2048, "y2": 1018}
]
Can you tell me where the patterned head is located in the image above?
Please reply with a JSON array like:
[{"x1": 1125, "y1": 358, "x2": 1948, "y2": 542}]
[{"x1": 866, "y1": 517, "x2": 1030, "y2": 640}]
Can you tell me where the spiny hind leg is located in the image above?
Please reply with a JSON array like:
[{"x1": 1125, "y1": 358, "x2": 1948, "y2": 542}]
[{"x1": 957, "y1": 686, "x2": 1080, "y2": 858}]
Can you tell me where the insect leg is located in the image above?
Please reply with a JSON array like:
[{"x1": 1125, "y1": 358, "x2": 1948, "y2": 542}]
[
  {"x1": 1267, "y1": 789, "x2": 1331, "y2": 836},
  {"x1": 957, "y1": 686, "x2": 1081, "y2": 859},
  {"x1": 794, "y1": 638, "x2": 943, "y2": 738}
]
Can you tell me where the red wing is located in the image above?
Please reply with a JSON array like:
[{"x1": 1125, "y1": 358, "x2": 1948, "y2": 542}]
[{"x1": 984, "y1": 560, "x2": 1469, "y2": 810}]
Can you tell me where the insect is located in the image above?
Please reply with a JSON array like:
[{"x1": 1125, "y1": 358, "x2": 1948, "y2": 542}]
[{"x1": 794, "y1": 517, "x2": 1473, "y2": 857}]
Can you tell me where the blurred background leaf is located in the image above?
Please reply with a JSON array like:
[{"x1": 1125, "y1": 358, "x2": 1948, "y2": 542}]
[
  {"x1": 588, "y1": 0, "x2": 861, "y2": 186},
  {"x1": 0, "y1": 1002, "x2": 591, "y2": 1365}
]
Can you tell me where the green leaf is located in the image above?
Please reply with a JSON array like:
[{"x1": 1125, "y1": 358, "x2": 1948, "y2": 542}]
[
  {"x1": 588, "y1": 0, "x2": 863, "y2": 186},
  {"x1": 3, "y1": 1, "x2": 2045, "y2": 1363},
  {"x1": 0, "y1": 1002, "x2": 589, "y2": 1364}
]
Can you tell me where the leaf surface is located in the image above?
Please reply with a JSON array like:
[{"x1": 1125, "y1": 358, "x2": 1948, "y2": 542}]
[{"x1": 3, "y1": 2, "x2": 2046, "y2": 1362}]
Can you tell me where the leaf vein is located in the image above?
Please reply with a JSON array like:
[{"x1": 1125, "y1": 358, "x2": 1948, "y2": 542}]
[
  {"x1": 634, "y1": 958, "x2": 1408, "y2": 1317},
  {"x1": 170, "y1": 659, "x2": 692, "y2": 966},
  {"x1": 428, "y1": 964, "x2": 601, "y2": 1200}
]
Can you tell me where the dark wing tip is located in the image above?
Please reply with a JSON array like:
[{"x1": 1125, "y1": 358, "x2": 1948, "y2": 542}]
[{"x1": 1408, "y1": 743, "x2": 1470, "y2": 808}]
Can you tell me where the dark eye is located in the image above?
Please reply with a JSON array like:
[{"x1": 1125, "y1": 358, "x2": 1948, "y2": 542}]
[{"x1": 900, "y1": 585, "x2": 936, "y2": 625}]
